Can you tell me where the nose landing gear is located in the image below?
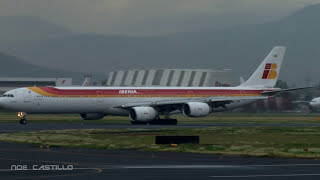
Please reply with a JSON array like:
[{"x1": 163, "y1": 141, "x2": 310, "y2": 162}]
[{"x1": 18, "y1": 112, "x2": 27, "y2": 124}]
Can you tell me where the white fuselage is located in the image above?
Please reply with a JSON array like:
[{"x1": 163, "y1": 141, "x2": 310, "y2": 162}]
[{"x1": 0, "y1": 86, "x2": 274, "y2": 116}]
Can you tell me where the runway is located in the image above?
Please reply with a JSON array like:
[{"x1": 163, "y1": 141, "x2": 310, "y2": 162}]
[
  {"x1": 1, "y1": 142, "x2": 320, "y2": 180},
  {"x1": 1, "y1": 122, "x2": 320, "y2": 133}
]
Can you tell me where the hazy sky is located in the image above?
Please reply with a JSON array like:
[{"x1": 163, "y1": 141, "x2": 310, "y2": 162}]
[{"x1": 0, "y1": 0, "x2": 319, "y2": 35}]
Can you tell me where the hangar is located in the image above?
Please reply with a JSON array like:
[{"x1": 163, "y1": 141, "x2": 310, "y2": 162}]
[{"x1": 106, "y1": 69, "x2": 232, "y2": 87}]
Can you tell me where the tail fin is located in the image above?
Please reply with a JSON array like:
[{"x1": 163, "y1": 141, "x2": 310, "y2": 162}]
[{"x1": 238, "y1": 46, "x2": 286, "y2": 88}]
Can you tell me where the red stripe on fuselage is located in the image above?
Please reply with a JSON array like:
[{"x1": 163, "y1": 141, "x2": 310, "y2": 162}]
[{"x1": 36, "y1": 87, "x2": 264, "y2": 96}]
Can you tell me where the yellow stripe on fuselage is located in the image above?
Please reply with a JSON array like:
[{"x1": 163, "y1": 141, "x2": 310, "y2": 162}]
[
  {"x1": 27, "y1": 87, "x2": 261, "y2": 98},
  {"x1": 28, "y1": 87, "x2": 57, "y2": 97}
]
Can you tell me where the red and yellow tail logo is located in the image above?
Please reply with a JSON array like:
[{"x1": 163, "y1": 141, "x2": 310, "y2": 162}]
[{"x1": 262, "y1": 63, "x2": 277, "y2": 79}]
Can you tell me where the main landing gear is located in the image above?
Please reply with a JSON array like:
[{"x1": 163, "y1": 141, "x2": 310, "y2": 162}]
[
  {"x1": 18, "y1": 112, "x2": 27, "y2": 125},
  {"x1": 131, "y1": 118, "x2": 178, "y2": 125}
]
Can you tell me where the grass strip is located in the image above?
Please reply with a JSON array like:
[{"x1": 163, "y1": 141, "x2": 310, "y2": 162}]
[{"x1": 2, "y1": 127, "x2": 320, "y2": 158}]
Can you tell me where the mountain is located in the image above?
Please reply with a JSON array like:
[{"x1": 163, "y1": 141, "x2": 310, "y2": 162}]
[
  {"x1": 0, "y1": 15, "x2": 72, "y2": 43},
  {"x1": 2, "y1": 4, "x2": 320, "y2": 86},
  {"x1": 0, "y1": 52, "x2": 104, "y2": 85}
]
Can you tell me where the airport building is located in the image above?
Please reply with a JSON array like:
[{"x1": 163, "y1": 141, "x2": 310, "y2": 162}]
[
  {"x1": 0, "y1": 77, "x2": 72, "y2": 94},
  {"x1": 106, "y1": 69, "x2": 232, "y2": 87}
]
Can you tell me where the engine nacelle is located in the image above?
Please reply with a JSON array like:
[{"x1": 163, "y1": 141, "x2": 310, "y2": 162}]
[
  {"x1": 182, "y1": 102, "x2": 211, "y2": 117},
  {"x1": 129, "y1": 107, "x2": 158, "y2": 122},
  {"x1": 80, "y1": 113, "x2": 104, "y2": 120}
]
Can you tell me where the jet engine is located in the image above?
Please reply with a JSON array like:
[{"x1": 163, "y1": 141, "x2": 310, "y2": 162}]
[
  {"x1": 80, "y1": 113, "x2": 104, "y2": 120},
  {"x1": 182, "y1": 102, "x2": 211, "y2": 117},
  {"x1": 129, "y1": 107, "x2": 158, "y2": 122}
]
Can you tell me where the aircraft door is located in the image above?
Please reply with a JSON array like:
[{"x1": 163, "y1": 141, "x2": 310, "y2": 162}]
[
  {"x1": 23, "y1": 90, "x2": 31, "y2": 102},
  {"x1": 240, "y1": 90, "x2": 246, "y2": 96},
  {"x1": 96, "y1": 91, "x2": 104, "y2": 103},
  {"x1": 238, "y1": 90, "x2": 246, "y2": 105},
  {"x1": 188, "y1": 90, "x2": 195, "y2": 98}
]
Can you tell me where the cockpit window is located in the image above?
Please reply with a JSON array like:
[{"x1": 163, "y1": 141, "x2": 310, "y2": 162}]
[{"x1": 2, "y1": 94, "x2": 14, "y2": 97}]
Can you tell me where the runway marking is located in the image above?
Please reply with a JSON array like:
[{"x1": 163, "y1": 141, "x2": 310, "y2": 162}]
[
  {"x1": 4, "y1": 163, "x2": 320, "y2": 171},
  {"x1": 120, "y1": 165, "x2": 245, "y2": 169},
  {"x1": 99, "y1": 163, "x2": 320, "y2": 169},
  {"x1": 210, "y1": 174, "x2": 320, "y2": 178},
  {"x1": 3, "y1": 163, "x2": 320, "y2": 171},
  {"x1": 16, "y1": 163, "x2": 320, "y2": 170},
  {"x1": 244, "y1": 164, "x2": 320, "y2": 167}
]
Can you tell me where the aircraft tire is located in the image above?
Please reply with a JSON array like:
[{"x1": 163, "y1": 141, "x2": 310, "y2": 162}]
[
  {"x1": 19, "y1": 118, "x2": 27, "y2": 125},
  {"x1": 168, "y1": 119, "x2": 178, "y2": 125}
]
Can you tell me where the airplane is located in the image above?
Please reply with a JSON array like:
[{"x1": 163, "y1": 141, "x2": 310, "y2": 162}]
[
  {"x1": 0, "y1": 46, "x2": 310, "y2": 125},
  {"x1": 310, "y1": 97, "x2": 320, "y2": 109},
  {"x1": 294, "y1": 97, "x2": 320, "y2": 111}
]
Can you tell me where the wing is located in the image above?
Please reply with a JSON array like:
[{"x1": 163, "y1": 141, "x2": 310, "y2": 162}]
[
  {"x1": 114, "y1": 95, "x2": 268, "y2": 113},
  {"x1": 114, "y1": 87, "x2": 314, "y2": 110},
  {"x1": 261, "y1": 87, "x2": 315, "y2": 96}
]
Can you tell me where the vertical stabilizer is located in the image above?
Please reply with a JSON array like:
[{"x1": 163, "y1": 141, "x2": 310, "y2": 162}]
[{"x1": 239, "y1": 46, "x2": 286, "y2": 88}]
